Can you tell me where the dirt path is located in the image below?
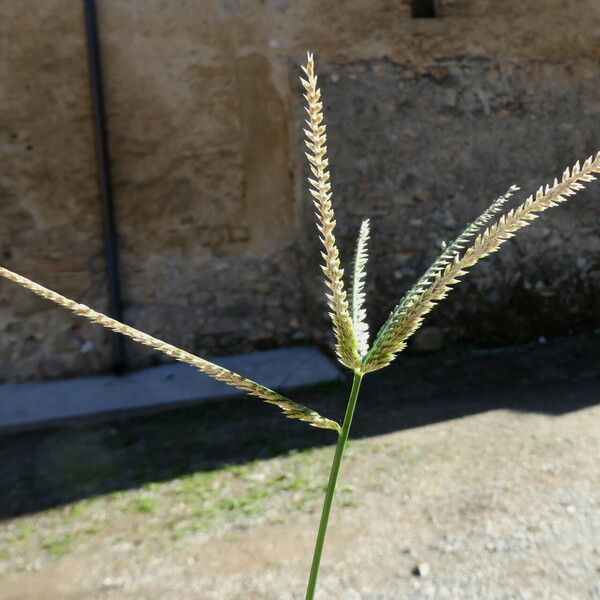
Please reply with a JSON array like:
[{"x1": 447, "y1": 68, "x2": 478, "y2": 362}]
[{"x1": 0, "y1": 336, "x2": 598, "y2": 599}]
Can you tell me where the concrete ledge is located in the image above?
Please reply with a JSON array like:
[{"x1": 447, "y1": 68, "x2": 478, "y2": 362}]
[{"x1": 0, "y1": 347, "x2": 343, "y2": 433}]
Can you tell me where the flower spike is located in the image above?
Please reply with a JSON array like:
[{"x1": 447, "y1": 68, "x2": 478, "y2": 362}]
[
  {"x1": 301, "y1": 52, "x2": 361, "y2": 370},
  {"x1": 0, "y1": 266, "x2": 341, "y2": 433},
  {"x1": 350, "y1": 219, "x2": 371, "y2": 357},
  {"x1": 364, "y1": 153, "x2": 600, "y2": 372}
]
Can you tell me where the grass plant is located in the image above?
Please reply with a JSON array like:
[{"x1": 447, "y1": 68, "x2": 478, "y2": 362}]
[{"x1": 1, "y1": 52, "x2": 598, "y2": 598}]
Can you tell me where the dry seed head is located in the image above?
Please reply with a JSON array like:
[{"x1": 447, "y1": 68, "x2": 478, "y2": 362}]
[
  {"x1": 364, "y1": 152, "x2": 600, "y2": 372},
  {"x1": 0, "y1": 266, "x2": 341, "y2": 433},
  {"x1": 301, "y1": 52, "x2": 361, "y2": 370}
]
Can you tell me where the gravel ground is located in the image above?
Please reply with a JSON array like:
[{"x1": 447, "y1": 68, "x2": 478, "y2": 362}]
[{"x1": 0, "y1": 336, "x2": 598, "y2": 599}]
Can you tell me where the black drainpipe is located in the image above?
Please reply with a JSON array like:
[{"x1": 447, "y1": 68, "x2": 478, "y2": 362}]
[{"x1": 83, "y1": 0, "x2": 126, "y2": 373}]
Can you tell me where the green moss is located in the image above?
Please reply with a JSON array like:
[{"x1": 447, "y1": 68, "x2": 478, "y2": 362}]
[
  {"x1": 41, "y1": 533, "x2": 75, "y2": 557},
  {"x1": 126, "y1": 497, "x2": 158, "y2": 514},
  {"x1": 7, "y1": 524, "x2": 32, "y2": 544}
]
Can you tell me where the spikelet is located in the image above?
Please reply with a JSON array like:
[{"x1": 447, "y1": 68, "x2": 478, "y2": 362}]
[
  {"x1": 364, "y1": 153, "x2": 600, "y2": 372},
  {"x1": 301, "y1": 52, "x2": 361, "y2": 371},
  {"x1": 0, "y1": 266, "x2": 341, "y2": 433},
  {"x1": 350, "y1": 219, "x2": 371, "y2": 357}
]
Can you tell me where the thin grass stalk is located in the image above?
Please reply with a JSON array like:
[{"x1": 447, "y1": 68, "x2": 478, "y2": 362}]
[{"x1": 305, "y1": 371, "x2": 363, "y2": 600}]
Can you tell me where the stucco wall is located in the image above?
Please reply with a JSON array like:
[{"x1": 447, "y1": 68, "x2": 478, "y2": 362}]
[{"x1": 1, "y1": 1, "x2": 599, "y2": 381}]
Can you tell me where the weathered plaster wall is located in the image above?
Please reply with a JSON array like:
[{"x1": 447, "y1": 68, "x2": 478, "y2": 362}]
[
  {"x1": 1, "y1": 0, "x2": 599, "y2": 380},
  {"x1": 0, "y1": 4, "x2": 111, "y2": 380}
]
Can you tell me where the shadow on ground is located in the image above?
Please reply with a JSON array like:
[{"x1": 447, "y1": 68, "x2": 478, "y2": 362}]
[{"x1": 0, "y1": 335, "x2": 598, "y2": 520}]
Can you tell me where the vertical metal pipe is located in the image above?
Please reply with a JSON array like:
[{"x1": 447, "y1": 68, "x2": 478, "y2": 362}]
[{"x1": 83, "y1": 0, "x2": 126, "y2": 373}]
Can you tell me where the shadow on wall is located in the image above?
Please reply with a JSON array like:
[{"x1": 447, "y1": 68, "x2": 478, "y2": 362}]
[{"x1": 0, "y1": 334, "x2": 598, "y2": 519}]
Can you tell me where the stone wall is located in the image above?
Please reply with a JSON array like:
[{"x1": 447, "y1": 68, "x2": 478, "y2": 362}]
[{"x1": 1, "y1": 0, "x2": 599, "y2": 381}]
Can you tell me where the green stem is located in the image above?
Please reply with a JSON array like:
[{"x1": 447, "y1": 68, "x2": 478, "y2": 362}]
[{"x1": 305, "y1": 371, "x2": 363, "y2": 600}]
